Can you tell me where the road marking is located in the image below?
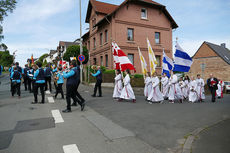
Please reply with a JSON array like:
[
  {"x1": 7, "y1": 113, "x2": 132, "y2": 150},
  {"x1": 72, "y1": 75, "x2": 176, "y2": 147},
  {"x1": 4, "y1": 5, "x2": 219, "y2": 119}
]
[
  {"x1": 46, "y1": 91, "x2": 51, "y2": 94},
  {"x1": 51, "y1": 110, "x2": 64, "y2": 123},
  {"x1": 48, "y1": 97, "x2": 55, "y2": 103},
  {"x1": 63, "y1": 144, "x2": 80, "y2": 153}
]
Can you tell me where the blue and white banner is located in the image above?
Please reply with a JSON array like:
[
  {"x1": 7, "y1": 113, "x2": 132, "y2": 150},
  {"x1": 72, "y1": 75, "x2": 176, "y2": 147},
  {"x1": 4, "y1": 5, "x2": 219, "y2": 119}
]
[
  {"x1": 173, "y1": 43, "x2": 193, "y2": 72},
  {"x1": 162, "y1": 50, "x2": 174, "y2": 77}
]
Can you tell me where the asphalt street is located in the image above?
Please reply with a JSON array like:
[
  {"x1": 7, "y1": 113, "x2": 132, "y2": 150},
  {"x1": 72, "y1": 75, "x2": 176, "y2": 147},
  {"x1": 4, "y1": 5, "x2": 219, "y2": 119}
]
[{"x1": 0, "y1": 74, "x2": 230, "y2": 153}]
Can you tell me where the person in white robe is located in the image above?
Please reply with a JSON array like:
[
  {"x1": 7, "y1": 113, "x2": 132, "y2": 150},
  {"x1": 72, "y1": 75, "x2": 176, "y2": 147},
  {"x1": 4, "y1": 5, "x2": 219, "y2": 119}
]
[
  {"x1": 216, "y1": 80, "x2": 224, "y2": 99},
  {"x1": 119, "y1": 69, "x2": 136, "y2": 103},
  {"x1": 179, "y1": 77, "x2": 187, "y2": 99},
  {"x1": 113, "y1": 70, "x2": 123, "y2": 99},
  {"x1": 168, "y1": 71, "x2": 183, "y2": 103},
  {"x1": 196, "y1": 74, "x2": 205, "y2": 102},
  {"x1": 144, "y1": 72, "x2": 152, "y2": 98},
  {"x1": 189, "y1": 76, "x2": 198, "y2": 103},
  {"x1": 147, "y1": 72, "x2": 164, "y2": 103},
  {"x1": 183, "y1": 76, "x2": 190, "y2": 99},
  {"x1": 161, "y1": 73, "x2": 169, "y2": 99}
]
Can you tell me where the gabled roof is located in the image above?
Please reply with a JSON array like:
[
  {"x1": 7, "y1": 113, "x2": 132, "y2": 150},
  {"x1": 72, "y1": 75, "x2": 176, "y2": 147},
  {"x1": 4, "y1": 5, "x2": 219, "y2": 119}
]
[
  {"x1": 86, "y1": 0, "x2": 118, "y2": 23},
  {"x1": 205, "y1": 41, "x2": 230, "y2": 65},
  {"x1": 89, "y1": 0, "x2": 178, "y2": 29},
  {"x1": 59, "y1": 41, "x2": 80, "y2": 47}
]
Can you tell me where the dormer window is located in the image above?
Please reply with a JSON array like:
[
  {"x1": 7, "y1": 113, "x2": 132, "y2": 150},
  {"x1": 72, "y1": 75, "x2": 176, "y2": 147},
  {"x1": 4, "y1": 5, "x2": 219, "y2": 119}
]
[{"x1": 141, "y1": 8, "x2": 147, "y2": 19}]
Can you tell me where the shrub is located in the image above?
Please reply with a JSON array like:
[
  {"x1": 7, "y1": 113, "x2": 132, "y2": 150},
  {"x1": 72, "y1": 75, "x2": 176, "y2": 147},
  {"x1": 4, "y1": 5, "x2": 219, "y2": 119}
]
[{"x1": 133, "y1": 74, "x2": 144, "y2": 78}]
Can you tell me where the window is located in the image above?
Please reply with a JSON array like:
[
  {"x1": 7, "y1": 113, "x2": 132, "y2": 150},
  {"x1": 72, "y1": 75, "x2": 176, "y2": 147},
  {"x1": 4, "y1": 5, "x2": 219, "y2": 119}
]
[
  {"x1": 93, "y1": 37, "x2": 96, "y2": 48},
  {"x1": 100, "y1": 56, "x2": 103, "y2": 66},
  {"x1": 141, "y1": 8, "x2": 147, "y2": 19},
  {"x1": 127, "y1": 28, "x2": 134, "y2": 41},
  {"x1": 128, "y1": 54, "x2": 134, "y2": 65},
  {"x1": 105, "y1": 54, "x2": 108, "y2": 67},
  {"x1": 88, "y1": 41, "x2": 90, "y2": 50},
  {"x1": 93, "y1": 58, "x2": 97, "y2": 65},
  {"x1": 100, "y1": 33, "x2": 103, "y2": 46},
  {"x1": 155, "y1": 32, "x2": 160, "y2": 44},
  {"x1": 105, "y1": 30, "x2": 108, "y2": 43},
  {"x1": 156, "y1": 55, "x2": 161, "y2": 67},
  {"x1": 92, "y1": 18, "x2": 96, "y2": 29}
]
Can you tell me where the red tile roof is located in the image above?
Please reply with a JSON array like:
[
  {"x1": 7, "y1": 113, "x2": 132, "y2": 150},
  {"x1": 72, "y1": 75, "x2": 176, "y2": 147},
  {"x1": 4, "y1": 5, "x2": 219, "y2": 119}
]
[{"x1": 91, "y1": 0, "x2": 118, "y2": 14}]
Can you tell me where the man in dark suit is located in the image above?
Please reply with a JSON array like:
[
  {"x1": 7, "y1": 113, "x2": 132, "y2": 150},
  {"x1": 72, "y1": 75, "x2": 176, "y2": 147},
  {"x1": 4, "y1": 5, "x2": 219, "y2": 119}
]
[{"x1": 207, "y1": 74, "x2": 218, "y2": 102}]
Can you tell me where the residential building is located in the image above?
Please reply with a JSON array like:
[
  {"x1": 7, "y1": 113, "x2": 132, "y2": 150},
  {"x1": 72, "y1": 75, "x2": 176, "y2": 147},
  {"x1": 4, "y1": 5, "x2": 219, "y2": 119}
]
[
  {"x1": 189, "y1": 42, "x2": 230, "y2": 82},
  {"x1": 82, "y1": 0, "x2": 178, "y2": 74},
  {"x1": 58, "y1": 41, "x2": 80, "y2": 58}
]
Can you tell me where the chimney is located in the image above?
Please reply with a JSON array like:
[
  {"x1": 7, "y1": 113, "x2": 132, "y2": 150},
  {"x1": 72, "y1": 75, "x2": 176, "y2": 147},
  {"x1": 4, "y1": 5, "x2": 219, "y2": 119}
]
[{"x1": 221, "y1": 43, "x2": 226, "y2": 48}]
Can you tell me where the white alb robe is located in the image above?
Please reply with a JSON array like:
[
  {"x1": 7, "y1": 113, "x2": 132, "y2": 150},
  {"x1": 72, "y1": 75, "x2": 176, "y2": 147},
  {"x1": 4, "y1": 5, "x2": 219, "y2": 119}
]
[
  {"x1": 183, "y1": 80, "x2": 190, "y2": 99},
  {"x1": 216, "y1": 81, "x2": 224, "y2": 97},
  {"x1": 120, "y1": 74, "x2": 135, "y2": 100},
  {"x1": 179, "y1": 80, "x2": 186, "y2": 98},
  {"x1": 147, "y1": 76, "x2": 164, "y2": 102},
  {"x1": 113, "y1": 74, "x2": 123, "y2": 98},
  {"x1": 144, "y1": 77, "x2": 152, "y2": 97},
  {"x1": 189, "y1": 80, "x2": 198, "y2": 102},
  {"x1": 161, "y1": 76, "x2": 169, "y2": 98},
  {"x1": 196, "y1": 78, "x2": 205, "y2": 100},
  {"x1": 168, "y1": 75, "x2": 183, "y2": 101}
]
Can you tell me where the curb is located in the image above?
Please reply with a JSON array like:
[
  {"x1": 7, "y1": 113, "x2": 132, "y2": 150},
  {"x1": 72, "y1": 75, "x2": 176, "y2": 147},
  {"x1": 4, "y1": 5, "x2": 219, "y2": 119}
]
[{"x1": 181, "y1": 118, "x2": 230, "y2": 153}]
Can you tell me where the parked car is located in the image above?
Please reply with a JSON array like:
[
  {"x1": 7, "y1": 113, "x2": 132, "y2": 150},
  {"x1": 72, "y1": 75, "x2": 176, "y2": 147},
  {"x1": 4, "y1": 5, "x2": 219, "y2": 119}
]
[{"x1": 224, "y1": 81, "x2": 230, "y2": 93}]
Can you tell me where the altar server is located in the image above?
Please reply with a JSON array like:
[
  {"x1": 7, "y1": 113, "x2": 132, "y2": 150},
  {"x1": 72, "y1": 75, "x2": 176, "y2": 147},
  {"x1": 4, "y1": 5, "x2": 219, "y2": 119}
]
[
  {"x1": 189, "y1": 76, "x2": 198, "y2": 103},
  {"x1": 113, "y1": 69, "x2": 123, "y2": 99},
  {"x1": 119, "y1": 69, "x2": 136, "y2": 103},
  {"x1": 147, "y1": 72, "x2": 164, "y2": 103},
  {"x1": 144, "y1": 72, "x2": 152, "y2": 98},
  {"x1": 168, "y1": 71, "x2": 183, "y2": 103}
]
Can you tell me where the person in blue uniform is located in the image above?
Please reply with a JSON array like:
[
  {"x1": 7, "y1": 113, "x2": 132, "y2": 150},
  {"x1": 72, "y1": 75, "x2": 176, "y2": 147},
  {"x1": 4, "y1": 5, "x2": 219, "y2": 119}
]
[
  {"x1": 62, "y1": 60, "x2": 85, "y2": 113},
  {"x1": 71, "y1": 63, "x2": 85, "y2": 106},
  {"x1": 0, "y1": 64, "x2": 3, "y2": 76},
  {"x1": 11, "y1": 66, "x2": 22, "y2": 98},
  {"x1": 91, "y1": 66, "x2": 102, "y2": 97},
  {"x1": 54, "y1": 67, "x2": 64, "y2": 99},
  {"x1": 44, "y1": 64, "x2": 52, "y2": 92},
  {"x1": 9, "y1": 64, "x2": 15, "y2": 92},
  {"x1": 32, "y1": 62, "x2": 45, "y2": 104},
  {"x1": 23, "y1": 64, "x2": 30, "y2": 91}
]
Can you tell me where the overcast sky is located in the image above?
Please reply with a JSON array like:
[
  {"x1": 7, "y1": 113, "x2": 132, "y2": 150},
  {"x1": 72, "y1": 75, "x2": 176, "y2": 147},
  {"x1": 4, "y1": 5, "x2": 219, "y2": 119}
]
[{"x1": 2, "y1": 0, "x2": 230, "y2": 66}]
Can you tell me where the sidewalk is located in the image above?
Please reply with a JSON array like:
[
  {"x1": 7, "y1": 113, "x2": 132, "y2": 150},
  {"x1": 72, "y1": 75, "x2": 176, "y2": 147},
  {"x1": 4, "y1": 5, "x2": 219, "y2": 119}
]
[{"x1": 192, "y1": 119, "x2": 230, "y2": 153}]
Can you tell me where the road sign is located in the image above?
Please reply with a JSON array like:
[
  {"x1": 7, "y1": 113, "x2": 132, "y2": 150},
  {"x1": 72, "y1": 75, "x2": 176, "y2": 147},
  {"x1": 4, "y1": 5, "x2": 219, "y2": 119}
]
[{"x1": 78, "y1": 55, "x2": 85, "y2": 62}]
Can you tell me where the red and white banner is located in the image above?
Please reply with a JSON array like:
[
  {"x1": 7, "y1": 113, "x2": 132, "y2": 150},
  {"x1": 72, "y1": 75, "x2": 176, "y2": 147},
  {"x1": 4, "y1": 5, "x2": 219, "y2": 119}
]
[
  {"x1": 58, "y1": 60, "x2": 69, "y2": 70},
  {"x1": 112, "y1": 42, "x2": 120, "y2": 70},
  {"x1": 113, "y1": 42, "x2": 135, "y2": 72}
]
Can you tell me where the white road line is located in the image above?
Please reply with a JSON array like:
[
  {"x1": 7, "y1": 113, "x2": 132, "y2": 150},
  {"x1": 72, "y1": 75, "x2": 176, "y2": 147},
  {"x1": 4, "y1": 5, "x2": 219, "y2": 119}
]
[
  {"x1": 48, "y1": 97, "x2": 55, "y2": 103},
  {"x1": 46, "y1": 91, "x2": 51, "y2": 94},
  {"x1": 63, "y1": 144, "x2": 80, "y2": 153},
  {"x1": 51, "y1": 110, "x2": 64, "y2": 123}
]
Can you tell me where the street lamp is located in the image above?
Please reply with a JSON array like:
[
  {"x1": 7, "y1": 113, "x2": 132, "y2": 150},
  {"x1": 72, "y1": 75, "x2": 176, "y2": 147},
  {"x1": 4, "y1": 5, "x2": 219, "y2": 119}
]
[{"x1": 79, "y1": 0, "x2": 83, "y2": 82}]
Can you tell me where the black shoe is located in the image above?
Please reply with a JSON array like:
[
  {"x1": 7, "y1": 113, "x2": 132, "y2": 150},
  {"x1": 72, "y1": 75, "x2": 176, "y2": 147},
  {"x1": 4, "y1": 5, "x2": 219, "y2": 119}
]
[
  {"x1": 91, "y1": 94, "x2": 96, "y2": 97},
  {"x1": 39, "y1": 102, "x2": 45, "y2": 104},
  {"x1": 81, "y1": 103, "x2": 85, "y2": 111},
  {"x1": 31, "y1": 102, "x2": 37, "y2": 104},
  {"x1": 71, "y1": 103, "x2": 78, "y2": 106},
  {"x1": 97, "y1": 95, "x2": 102, "y2": 97},
  {"x1": 62, "y1": 109, "x2": 71, "y2": 113}
]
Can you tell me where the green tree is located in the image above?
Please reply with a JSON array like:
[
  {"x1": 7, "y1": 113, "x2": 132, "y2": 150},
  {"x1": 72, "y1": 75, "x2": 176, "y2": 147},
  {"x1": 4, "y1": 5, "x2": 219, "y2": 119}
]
[
  {"x1": 63, "y1": 45, "x2": 89, "y2": 64},
  {"x1": 0, "y1": 50, "x2": 13, "y2": 67},
  {"x1": 0, "y1": 0, "x2": 17, "y2": 41}
]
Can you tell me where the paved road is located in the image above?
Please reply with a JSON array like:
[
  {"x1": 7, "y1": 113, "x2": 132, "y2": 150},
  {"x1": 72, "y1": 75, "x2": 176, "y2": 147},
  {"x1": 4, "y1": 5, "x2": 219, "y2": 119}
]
[
  {"x1": 0, "y1": 74, "x2": 230, "y2": 153},
  {"x1": 192, "y1": 119, "x2": 230, "y2": 153}
]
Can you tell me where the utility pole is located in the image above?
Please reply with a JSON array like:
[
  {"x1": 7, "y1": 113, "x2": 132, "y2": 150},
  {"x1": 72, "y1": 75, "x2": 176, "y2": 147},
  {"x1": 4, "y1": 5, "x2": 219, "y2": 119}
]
[{"x1": 79, "y1": 0, "x2": 83, "y2": 82}]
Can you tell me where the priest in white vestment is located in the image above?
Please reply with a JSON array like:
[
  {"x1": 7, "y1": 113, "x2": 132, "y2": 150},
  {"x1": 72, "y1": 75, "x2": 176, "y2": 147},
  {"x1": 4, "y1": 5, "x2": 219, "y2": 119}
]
[{"x1": 113, "y1": 70, "x2": 123, "y2": 99}]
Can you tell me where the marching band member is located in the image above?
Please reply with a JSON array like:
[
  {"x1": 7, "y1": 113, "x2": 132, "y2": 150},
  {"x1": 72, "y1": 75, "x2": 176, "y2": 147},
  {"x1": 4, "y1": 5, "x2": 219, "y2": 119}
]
[
  {"x1": 168, "y1": 71, "x2": 183, "y2": 103},
  {"x1": 113, "y1": 69, "x2": 123, "y2": 99},
  {"x1": 144, "y1": 72, "x2": 152, "y2": 99},
  {"x1": 147, "y1": 72, "x2": 164, "y2": 104},
  {"x1": 11, "y1": 66, "x2": 22, "y2": 98},
  {"x1": 54, "y1": 67, "x2": 64, "y2": 99},
  {"x1": 189, "y1": 76, "x2": 198, "y2": 103},
  {"x1": 196, "y1": 74, "x2": 205, "y2": 102},
  {"x1": 161, "y1": 73, "x2": 169, "y2": 100},
  {"x1": 119, "y1": 69, "x2": 136, "y2": 103}
]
